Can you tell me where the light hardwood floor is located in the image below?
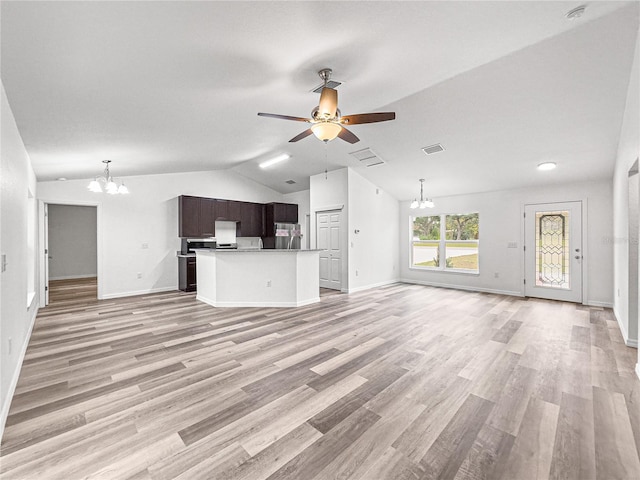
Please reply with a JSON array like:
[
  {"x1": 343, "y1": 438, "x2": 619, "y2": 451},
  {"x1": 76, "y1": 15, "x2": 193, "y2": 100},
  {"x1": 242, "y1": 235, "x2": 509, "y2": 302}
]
[{"x1": 1, "y1": 280, "x2": 639, "y2": 479}]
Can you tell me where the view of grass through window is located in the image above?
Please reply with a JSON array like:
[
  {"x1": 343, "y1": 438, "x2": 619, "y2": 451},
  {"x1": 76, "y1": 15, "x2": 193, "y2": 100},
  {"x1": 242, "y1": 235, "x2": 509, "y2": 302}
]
[{"x1": 412, "y1": 213, "x2": 479, "y2": 271}]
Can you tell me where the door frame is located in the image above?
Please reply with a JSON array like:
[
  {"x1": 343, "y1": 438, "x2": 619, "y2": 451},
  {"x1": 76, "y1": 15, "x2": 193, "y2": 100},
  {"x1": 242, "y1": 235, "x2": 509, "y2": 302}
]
[
  {"x1": 39, "y1": 199, "x2": 103, "y2": 301},
  {"x1": 520, "y1": 199, "x2": 588, "y2": 303}
]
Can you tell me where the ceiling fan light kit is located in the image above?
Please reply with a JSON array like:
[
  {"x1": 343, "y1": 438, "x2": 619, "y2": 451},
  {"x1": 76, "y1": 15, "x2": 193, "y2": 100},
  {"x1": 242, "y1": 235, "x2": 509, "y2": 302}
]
[
  {"x1": 257, "y1": 68, "x2": 396, "y2": 145},
  {"x1": 311, "y1": 122, "x2": 342, "y2": 142},
  {"x1": 87, "y1": 160, "x2": 129, "y2": 194},
  {"x1": 410, "y1": 178, "x2": 434, "y2": 209}
]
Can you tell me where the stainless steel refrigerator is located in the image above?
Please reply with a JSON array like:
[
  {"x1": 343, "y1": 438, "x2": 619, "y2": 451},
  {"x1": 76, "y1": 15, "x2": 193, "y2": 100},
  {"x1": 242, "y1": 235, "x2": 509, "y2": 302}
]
[{"x1": 273, "y1": 223, "x2": 302, "y2": 249}]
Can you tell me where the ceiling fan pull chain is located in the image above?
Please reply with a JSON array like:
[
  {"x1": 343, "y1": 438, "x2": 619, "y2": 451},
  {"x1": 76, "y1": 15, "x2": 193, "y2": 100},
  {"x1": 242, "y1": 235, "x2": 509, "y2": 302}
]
[{"x1": 324, "y1": 142, "x2": 328, "y2": 180}]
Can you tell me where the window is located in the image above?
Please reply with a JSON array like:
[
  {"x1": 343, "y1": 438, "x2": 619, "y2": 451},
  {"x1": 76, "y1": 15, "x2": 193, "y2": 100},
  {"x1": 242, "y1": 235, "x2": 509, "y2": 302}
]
[{"x1": 411, "y1": 213, "x2": 479, "y2": 272}]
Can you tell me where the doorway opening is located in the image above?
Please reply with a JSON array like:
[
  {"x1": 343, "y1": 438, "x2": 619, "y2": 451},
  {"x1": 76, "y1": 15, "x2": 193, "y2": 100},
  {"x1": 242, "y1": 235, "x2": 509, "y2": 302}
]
[{"x1": 41, "y1": 203, "x2": 99, "y2": 306}]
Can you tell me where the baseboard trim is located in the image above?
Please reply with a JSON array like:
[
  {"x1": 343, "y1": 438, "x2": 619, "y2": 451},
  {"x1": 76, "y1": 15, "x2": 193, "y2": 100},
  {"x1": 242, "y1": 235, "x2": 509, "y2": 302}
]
[
  {"x1": 585, "y1": 300, "x2": 614, "y2": 308},
  {"x1": 0, "y1": 301, "x2": 39, "y2": 441},
  {"x1": 101, "y1": 286, "x2": 177, "y2": 300},
  {"x1": 346, "y1": 279, "x2": 401, "y2": 294},
  {"x1": 49, "y1": 274, "x2": 97, "y2": 281},
  {"x1": 196, "y1": 294, "x2": 320, "y2": 308},
  {"x1": 612, "y1": 307, "x2": 638, "y2": 348},
  {"x1": 399, "y1": 278, "x2": 522, "y2": 298}
]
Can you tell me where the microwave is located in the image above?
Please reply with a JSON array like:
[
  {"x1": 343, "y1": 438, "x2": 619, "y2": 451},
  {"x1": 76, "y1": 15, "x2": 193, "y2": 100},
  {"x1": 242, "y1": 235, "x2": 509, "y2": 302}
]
[{"x1": 181, "y1": 238, "x2": 216, "y2": 254}]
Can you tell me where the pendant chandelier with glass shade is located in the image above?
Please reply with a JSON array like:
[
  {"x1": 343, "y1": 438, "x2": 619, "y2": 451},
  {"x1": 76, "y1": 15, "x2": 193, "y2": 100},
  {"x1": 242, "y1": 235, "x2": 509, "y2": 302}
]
[
  {"x1": 410, "y1": 178, "x2": 434, "y2": 209},
  {"x1": 87, "y1": 160, "x2": 129, "y2": 194}
]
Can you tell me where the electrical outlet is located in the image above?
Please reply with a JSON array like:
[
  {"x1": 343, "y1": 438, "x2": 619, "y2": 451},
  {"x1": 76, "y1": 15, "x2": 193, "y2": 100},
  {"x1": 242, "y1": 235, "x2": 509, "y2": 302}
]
[
  {"x1": 141, "y1": 243, "x2": 149, "y2": 249},
  {"x1": 266, "y1": 280, "x2": 271, "y2": 287},
  {"x1": 355, "y1": 270, "x2": 359, "y2": 276},
  {"x1": 507, "y1": 242, "x2": 518, "y2": 248},
  {"x1": 494, "y1": 272, "x2": 499, "y2": 278},
  {"x1": 137, "y1": 272, "x2": 142, "y2": 279}
]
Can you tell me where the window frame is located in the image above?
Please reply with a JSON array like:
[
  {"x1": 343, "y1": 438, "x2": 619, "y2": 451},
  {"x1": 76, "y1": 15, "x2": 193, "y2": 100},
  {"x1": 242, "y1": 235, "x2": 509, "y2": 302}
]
[{"x1": 410, "y1": 212, "x2": 480, "y2": 274}]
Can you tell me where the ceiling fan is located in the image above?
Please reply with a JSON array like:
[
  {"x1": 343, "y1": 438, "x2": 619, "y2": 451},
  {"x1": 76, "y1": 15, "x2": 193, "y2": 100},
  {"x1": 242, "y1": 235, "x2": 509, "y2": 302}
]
[{"x1": 257, "y1": 69, "x2": 395, "y2": 144}]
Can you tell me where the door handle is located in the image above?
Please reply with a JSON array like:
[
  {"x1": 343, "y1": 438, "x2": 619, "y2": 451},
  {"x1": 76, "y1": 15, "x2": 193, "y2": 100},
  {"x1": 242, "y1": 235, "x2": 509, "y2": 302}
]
[{"x1": 574, "y1": 255, "x2": 582, "y2": 260}]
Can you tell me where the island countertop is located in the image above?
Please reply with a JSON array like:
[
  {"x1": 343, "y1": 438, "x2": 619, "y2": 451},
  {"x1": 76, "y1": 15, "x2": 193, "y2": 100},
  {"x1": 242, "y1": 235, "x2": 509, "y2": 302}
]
[{"x1": 194, "y1": 248, "x2": 320, "y2": 307}]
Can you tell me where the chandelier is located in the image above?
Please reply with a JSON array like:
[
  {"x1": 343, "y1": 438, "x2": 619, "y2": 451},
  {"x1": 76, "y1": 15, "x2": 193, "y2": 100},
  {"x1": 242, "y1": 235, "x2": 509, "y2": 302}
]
[
  {"x1": 410, "y1": 178, "x2": 434, "y2": 209},
  {"x1": 87, "y1": 160, "x2": 129, "y2": 194}
]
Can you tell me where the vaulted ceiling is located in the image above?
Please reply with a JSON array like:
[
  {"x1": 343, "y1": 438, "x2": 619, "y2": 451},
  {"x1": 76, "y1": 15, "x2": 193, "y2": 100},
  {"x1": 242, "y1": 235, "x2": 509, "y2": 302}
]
[{"x1": 2, "y1": 1, "x2": 638, "y2": 199}]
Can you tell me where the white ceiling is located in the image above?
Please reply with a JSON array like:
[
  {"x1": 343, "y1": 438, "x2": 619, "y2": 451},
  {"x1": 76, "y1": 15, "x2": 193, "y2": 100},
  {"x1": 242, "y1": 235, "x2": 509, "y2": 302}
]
[{"x1": 2, "y1": 1, "x2": 638, "y2": 199}]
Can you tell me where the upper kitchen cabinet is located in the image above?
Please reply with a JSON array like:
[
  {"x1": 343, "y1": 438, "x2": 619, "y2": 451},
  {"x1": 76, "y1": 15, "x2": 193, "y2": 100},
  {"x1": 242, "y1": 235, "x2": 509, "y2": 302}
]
[
  {"x1": 179, "y1": 195, "x2": 202, "y2": 237},
  {"x1": 266, "y1": 202, "x2": 298, "y2": 224},
  {"x1": 215, "y1": 199, "x2": 229, "y2": 221},
  {"x1": 199, "y1": 198, "x2": 216, "y2": 237},
  {"x1": 237, "y1": 202, "x2": 264, "y2": 237},
  {"x1": 178, "y1": 195, "x2": 215, "y2": 237}
]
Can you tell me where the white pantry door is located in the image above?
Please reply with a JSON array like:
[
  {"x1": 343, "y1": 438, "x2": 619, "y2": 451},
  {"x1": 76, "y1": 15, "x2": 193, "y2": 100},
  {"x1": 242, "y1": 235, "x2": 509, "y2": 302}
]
[
  {"x1": 316, "y1": 210, "x2": 342, "y2": 290},
  {"x1": 524, "y1": 201, "x2": 582, "y2": 303}
]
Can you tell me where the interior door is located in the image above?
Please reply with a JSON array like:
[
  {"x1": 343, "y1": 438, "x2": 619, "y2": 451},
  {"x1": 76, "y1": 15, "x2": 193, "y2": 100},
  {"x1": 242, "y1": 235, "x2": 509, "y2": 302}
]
[
  {"x1": 316, "y1": 210, "x2": 342, "y2": 290},
  {"x1": 44, "y1": 203, "x2": 50, "y2": 306},
  {"x1": 524, "y1": 201, "x2": 582, "y2": 303}
]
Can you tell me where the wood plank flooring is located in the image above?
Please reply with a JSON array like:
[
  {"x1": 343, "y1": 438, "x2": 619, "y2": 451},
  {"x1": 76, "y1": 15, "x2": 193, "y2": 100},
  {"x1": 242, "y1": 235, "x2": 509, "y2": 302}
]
[{"x1": 1, "y1": 281, "x2": 639, "y2": 479}]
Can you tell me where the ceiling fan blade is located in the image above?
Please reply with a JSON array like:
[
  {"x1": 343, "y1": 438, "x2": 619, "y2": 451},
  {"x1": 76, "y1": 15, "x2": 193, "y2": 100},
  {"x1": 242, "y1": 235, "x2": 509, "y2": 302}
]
[
  {"x1": 289, "y1": 129, "x2": 314, "y2": 142},
  {"x1": 337, "y1": 127, "x2": 359, "y2": 144},
  {"x1": 258, "y1": 113, "x2": 311, "y2": 123},
  {"x1": 340, "y1": 112, "x2": 396, "y2": 125}
]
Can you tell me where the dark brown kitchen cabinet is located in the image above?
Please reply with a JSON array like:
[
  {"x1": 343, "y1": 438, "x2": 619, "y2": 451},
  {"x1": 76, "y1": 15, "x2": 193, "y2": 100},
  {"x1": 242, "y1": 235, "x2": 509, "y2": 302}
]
[
  {"x1": 215, "y1": 199, "x2": 229, "y2": 220},
  {"x1": 178, "y1": 196, "x2": 202, "y2": 238},
  {"x1": 199, "y1": 198, "x2": 215, "y2": 237},
  {"x1": 237, "y1": 202, "x2": 264, "y2": 237},
  {"x1": 179, "y1": 195, "x2": 216, "y2": 237},
  {"x1": 178, "y1": 256, "x2": 197, "y2": 292},
  {"x1": 266, "y1": 202, "x2": 298, "y2": 224},
  {"x1": 228, "y1": 201, "x2": 242, "y2": 222}
]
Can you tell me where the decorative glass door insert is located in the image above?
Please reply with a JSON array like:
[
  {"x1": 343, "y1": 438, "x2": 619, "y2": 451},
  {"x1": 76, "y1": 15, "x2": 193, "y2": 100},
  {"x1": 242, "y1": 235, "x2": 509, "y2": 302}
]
[
  {"x1": 535, "y1": 211, "x2": 569, "y2": 289},
  {"x1": 524, "y1": 201, "x2": 582, "y2": 303}
]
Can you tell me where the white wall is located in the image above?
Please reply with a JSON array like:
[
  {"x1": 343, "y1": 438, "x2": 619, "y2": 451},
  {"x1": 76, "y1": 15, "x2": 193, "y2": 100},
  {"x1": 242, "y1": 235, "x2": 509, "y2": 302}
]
[
  {"x1": 400, "y1": 180, "x2": 614, "y2": 306},
  {"x1": 1, "y1": 83, "x2": 39, "y2": 437},
  {"x1": 309, "y1": 167, "x2": 400, "y2": 293},
  {"x1": 613, "y1": 31, "x2": 640, "y2": 347},
  {"x1": 48, "y1": 204, "x2": 97, "y2": 280},
  {"x1": 38, "y1": 170, "x2": 285, "y2": 299},
  {"x1": 347, "y1": 169, "x2": 399, "y2": 292},
  {"x1": 283, "y1": 189, "x2": 310, "y2": 248}
]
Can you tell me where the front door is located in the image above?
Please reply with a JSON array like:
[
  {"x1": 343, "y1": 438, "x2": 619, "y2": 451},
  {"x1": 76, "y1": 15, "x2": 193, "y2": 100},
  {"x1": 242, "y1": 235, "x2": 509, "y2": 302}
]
[
  {"x1": 524, "y1": 201, "x2": 582, "y2": 303},
  {"x1": 316, "y1": 210, "x2": 342, "y2": 290}
]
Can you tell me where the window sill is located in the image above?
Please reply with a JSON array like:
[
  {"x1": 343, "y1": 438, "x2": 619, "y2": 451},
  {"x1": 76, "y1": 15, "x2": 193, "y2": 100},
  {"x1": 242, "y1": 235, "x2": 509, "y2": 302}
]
[{"x1": 409, "y1": 267, "x2": 480, "y2": 276}]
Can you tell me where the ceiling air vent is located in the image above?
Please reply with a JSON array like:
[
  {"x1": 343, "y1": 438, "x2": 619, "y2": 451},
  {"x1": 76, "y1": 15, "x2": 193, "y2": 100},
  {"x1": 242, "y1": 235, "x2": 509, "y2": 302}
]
[
  {"x1": 349, "y1": 147, "x2": 385, "y2": 167},
  {"x1": 285, "y1": 179, "x2": 296, "y2": 184},
  {"x1": 422, "y1": 144, "x2": 445, "y2": 155}
]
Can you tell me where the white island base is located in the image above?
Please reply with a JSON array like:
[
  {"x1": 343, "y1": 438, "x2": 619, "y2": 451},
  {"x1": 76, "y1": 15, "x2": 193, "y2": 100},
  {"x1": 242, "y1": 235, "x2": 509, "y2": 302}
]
[{"x1": 195, "y1": 249, "x2": 321, "y2": 308}]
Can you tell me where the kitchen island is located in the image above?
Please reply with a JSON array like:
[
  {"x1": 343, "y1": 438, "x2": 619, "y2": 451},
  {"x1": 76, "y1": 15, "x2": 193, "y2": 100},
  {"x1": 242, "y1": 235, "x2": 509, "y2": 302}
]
[{"x1": 194, "y1": 249, "x2": 321, "y2": 307}]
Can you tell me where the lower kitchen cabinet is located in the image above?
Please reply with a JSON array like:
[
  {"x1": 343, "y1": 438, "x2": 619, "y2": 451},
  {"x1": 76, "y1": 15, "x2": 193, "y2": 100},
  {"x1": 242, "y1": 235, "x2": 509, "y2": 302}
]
[{"x1": 178, "y1": 256, "x2": 197, "y2": 292}]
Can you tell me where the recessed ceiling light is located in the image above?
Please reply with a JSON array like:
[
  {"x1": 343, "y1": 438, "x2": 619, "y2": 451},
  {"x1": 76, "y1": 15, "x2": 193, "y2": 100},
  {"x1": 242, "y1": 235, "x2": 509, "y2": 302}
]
[
  {"x1": 537, "y1": 162, "x2": 557, "y2": 171},
  {"x1": 566, "y1": 5, "x2": 586, "y2": 20},
  {"x1": 259, "y1": 153, "x2": 290, "y2": 169}
]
